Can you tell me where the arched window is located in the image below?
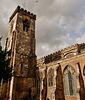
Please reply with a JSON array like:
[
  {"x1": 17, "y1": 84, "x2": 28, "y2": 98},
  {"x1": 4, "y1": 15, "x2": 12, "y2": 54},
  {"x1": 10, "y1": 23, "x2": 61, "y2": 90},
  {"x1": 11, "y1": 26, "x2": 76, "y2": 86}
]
[
  {"x1": 48, "y1": 69, "x2": 54, "y2": 86},
  {"x1": 23, "y1": 19, "x2": 30, "y2": 32},
  {"x1": 63, "y1": 65, "x2": 77, "y2": 96}
]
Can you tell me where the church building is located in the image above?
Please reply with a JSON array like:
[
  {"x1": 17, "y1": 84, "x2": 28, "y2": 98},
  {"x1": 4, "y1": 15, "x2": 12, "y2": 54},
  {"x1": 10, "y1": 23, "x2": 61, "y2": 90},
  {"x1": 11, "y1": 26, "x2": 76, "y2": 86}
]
[
  {"x1": 37, "y1": 43, "x2": 85, "y2": 100},
  {"x1": 0, "y1": 6, "x2": 85, "y2": 100}
]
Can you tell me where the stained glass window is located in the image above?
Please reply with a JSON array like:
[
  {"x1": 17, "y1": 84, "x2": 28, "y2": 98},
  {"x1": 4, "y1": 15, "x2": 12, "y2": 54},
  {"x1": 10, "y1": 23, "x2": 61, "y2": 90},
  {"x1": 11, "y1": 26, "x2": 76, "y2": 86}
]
[
  {"x1": 63, "y1": 65, "x2": 77, "y2": 96},
  {"x1": 68, "y1": 71, "x2": 73, "y2": 95}
]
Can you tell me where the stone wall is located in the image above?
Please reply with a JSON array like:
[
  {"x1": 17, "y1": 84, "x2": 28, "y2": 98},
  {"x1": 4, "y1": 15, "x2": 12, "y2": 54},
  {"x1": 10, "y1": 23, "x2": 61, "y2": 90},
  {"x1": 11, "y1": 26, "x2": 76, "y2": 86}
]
[
  {"x1": 1, "y1": 6, "x2": 38, "y2": 100},
  {"x1": 37, "y1": 43, "x2": 85, "y2": 100}
]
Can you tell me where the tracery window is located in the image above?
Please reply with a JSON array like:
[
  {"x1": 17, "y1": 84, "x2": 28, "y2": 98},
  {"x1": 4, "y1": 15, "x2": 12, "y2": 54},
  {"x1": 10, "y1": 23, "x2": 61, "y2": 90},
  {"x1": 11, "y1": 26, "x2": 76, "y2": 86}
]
[
  {"x1": 48, "y1": 69, "x2": 54, "y2": 86},
  {"x1": 63, "y1": 65, "x2": 77, "y2": 96},
  {"x1": 23, "y1": 19, "x2": 30, "y2": 32}
]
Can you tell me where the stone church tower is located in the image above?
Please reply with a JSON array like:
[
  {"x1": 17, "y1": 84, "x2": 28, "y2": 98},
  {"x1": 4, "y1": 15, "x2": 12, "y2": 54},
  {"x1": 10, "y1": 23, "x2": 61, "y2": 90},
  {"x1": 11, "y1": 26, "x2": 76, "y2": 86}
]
[
  {"x1": 5, "y1": 6, "x2": 38, "y2": 100},
  {"x1": 2, "y1": 4, "x2": 85, "y2": 100}
]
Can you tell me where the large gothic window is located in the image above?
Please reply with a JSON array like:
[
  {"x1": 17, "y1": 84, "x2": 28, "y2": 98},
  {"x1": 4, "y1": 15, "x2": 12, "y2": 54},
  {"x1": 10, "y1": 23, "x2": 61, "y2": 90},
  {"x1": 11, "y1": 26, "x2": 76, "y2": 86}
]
[
  {"x1": 63, "y1": 65, "x2": 77, "y2": 96},
  {"x1": 23, "y1": 19, "x2": 30, "y2": 32},
  {"x1": 48, "y1": 69, "x2": 54, "y2": 86}
]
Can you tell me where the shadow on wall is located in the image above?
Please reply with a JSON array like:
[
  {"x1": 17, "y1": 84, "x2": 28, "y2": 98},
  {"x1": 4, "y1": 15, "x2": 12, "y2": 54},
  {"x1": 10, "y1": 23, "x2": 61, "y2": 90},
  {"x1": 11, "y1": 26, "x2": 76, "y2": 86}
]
[
  {"x1": 42, "y1": 69, "x2": 47, "y2": 100},
  {"x1": 78, "y1": 63, "x2": 85, "y2": 100},
  {"x1": 55, "y1": 65, "x2": 65, "y2": 100}
]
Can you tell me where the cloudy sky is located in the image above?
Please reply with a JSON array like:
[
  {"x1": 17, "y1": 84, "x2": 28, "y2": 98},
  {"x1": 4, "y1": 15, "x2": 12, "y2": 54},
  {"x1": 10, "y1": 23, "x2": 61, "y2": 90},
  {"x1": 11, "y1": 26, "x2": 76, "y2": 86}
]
[{"x1": 0, "y1": 0, "x2": 85, "y2": 58}]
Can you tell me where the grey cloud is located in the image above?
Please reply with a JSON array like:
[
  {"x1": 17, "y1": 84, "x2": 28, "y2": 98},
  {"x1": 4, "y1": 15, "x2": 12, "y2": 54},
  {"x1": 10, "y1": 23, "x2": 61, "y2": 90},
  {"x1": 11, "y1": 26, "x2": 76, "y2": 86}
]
[{"x1": 0, "y1": 0, "x2": 85, "y2": 58}]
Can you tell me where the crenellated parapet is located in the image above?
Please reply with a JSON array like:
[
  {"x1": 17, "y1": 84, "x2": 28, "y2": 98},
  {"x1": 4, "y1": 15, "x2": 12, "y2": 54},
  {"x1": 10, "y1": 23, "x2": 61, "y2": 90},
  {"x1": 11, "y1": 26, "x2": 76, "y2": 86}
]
[
  {"x1": 61, "y1": 43, "x2": 79, "y2": 58},
  {"x1": 45, "y1": 51, "x2": 61, "y2": 64},
  {"x1": 61, "y1": 43, "x2": 78, "y2": 53},
  {"x1": 37, "y1": 43, "x2": 85, "y2": 66},
  {"x1": 9, "y1": 6, "x2": 36, "y2": 22},
  {"x1": 37, "y1": 51, "x2": 61, "y2": 67}
]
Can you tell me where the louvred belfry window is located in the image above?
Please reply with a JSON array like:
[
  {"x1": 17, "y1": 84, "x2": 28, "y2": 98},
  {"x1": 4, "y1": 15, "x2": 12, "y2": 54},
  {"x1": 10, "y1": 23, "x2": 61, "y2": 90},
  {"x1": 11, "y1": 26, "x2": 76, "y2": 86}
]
[{"x1": 23, "y1": 19, "x2": 30, "y2": 32}]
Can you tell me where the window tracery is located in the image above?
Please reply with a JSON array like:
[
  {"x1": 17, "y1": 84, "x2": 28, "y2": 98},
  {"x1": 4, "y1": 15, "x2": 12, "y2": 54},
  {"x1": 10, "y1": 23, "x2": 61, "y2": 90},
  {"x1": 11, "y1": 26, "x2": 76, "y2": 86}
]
[{"x1": 63, "y1": 65, "x2": 77, "y2": 96}]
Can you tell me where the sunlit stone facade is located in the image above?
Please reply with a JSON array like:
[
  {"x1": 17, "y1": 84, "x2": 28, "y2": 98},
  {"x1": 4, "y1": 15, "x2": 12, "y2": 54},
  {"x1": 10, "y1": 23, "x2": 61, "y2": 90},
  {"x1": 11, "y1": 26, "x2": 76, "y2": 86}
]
[{"x1": 37, "y1": 43, "x2": 85, "y2": 100}]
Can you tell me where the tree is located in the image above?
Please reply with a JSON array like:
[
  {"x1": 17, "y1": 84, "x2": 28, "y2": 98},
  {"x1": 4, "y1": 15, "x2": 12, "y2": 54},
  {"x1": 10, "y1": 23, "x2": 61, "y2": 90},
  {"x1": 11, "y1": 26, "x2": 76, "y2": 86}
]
[{"x1": 0, "y1": 39, "x2": 12, "y2": 83}]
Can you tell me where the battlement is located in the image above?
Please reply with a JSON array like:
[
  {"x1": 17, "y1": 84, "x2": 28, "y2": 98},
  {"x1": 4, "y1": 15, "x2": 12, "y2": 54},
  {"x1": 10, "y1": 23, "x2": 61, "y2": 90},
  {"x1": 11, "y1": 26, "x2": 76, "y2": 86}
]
[
  {"x1": 37, "y1": 51, "x2": 61, "y2": 66},
  {"x1": 37, "y1": 43, "x2": 85, "y2": 66},
  {"x1": 9, "y1": 6, "x2": 36, "y2": 22},
  {"x1": 61, "y1": 43, "x2": 78, "y2": 53}
]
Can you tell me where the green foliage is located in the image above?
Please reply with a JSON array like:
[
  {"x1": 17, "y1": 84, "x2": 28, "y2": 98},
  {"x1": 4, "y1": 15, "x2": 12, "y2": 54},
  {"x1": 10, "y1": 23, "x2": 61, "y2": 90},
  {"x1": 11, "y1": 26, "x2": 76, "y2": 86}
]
[{"x1": 0, "y1": 44, "x2": 12, "y2": 83}]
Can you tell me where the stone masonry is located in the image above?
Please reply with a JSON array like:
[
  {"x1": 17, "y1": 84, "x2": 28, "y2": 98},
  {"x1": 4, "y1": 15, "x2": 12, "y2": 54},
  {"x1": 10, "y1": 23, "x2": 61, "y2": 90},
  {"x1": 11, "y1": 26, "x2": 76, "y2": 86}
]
[
  {"x1": 0, "y1": 6, "x2": 38, "y2": 100},
  {"x1": 0, "y1": 6, "x2": 85, "y2": 100},
  {"x1": 37, "y1": 43, "x2": 85, "y2": 100}
]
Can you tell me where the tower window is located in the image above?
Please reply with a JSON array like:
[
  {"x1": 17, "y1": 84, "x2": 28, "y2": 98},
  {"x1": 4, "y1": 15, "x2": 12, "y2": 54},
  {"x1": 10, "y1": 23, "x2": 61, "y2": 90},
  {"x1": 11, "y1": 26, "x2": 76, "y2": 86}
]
[
  {"x1": 20, "y1": 63, "x2": 23, "y2": 74},
  {"x1": 23, "y1": 19, "x2": 29, "y2": 32}
]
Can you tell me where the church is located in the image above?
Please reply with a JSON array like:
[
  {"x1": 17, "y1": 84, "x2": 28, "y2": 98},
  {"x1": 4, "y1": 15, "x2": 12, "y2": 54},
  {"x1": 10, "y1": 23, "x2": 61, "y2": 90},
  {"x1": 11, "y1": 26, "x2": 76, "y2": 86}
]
[{"x1": 0, "y1": 6, "x2": 85, "y2": 100}]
